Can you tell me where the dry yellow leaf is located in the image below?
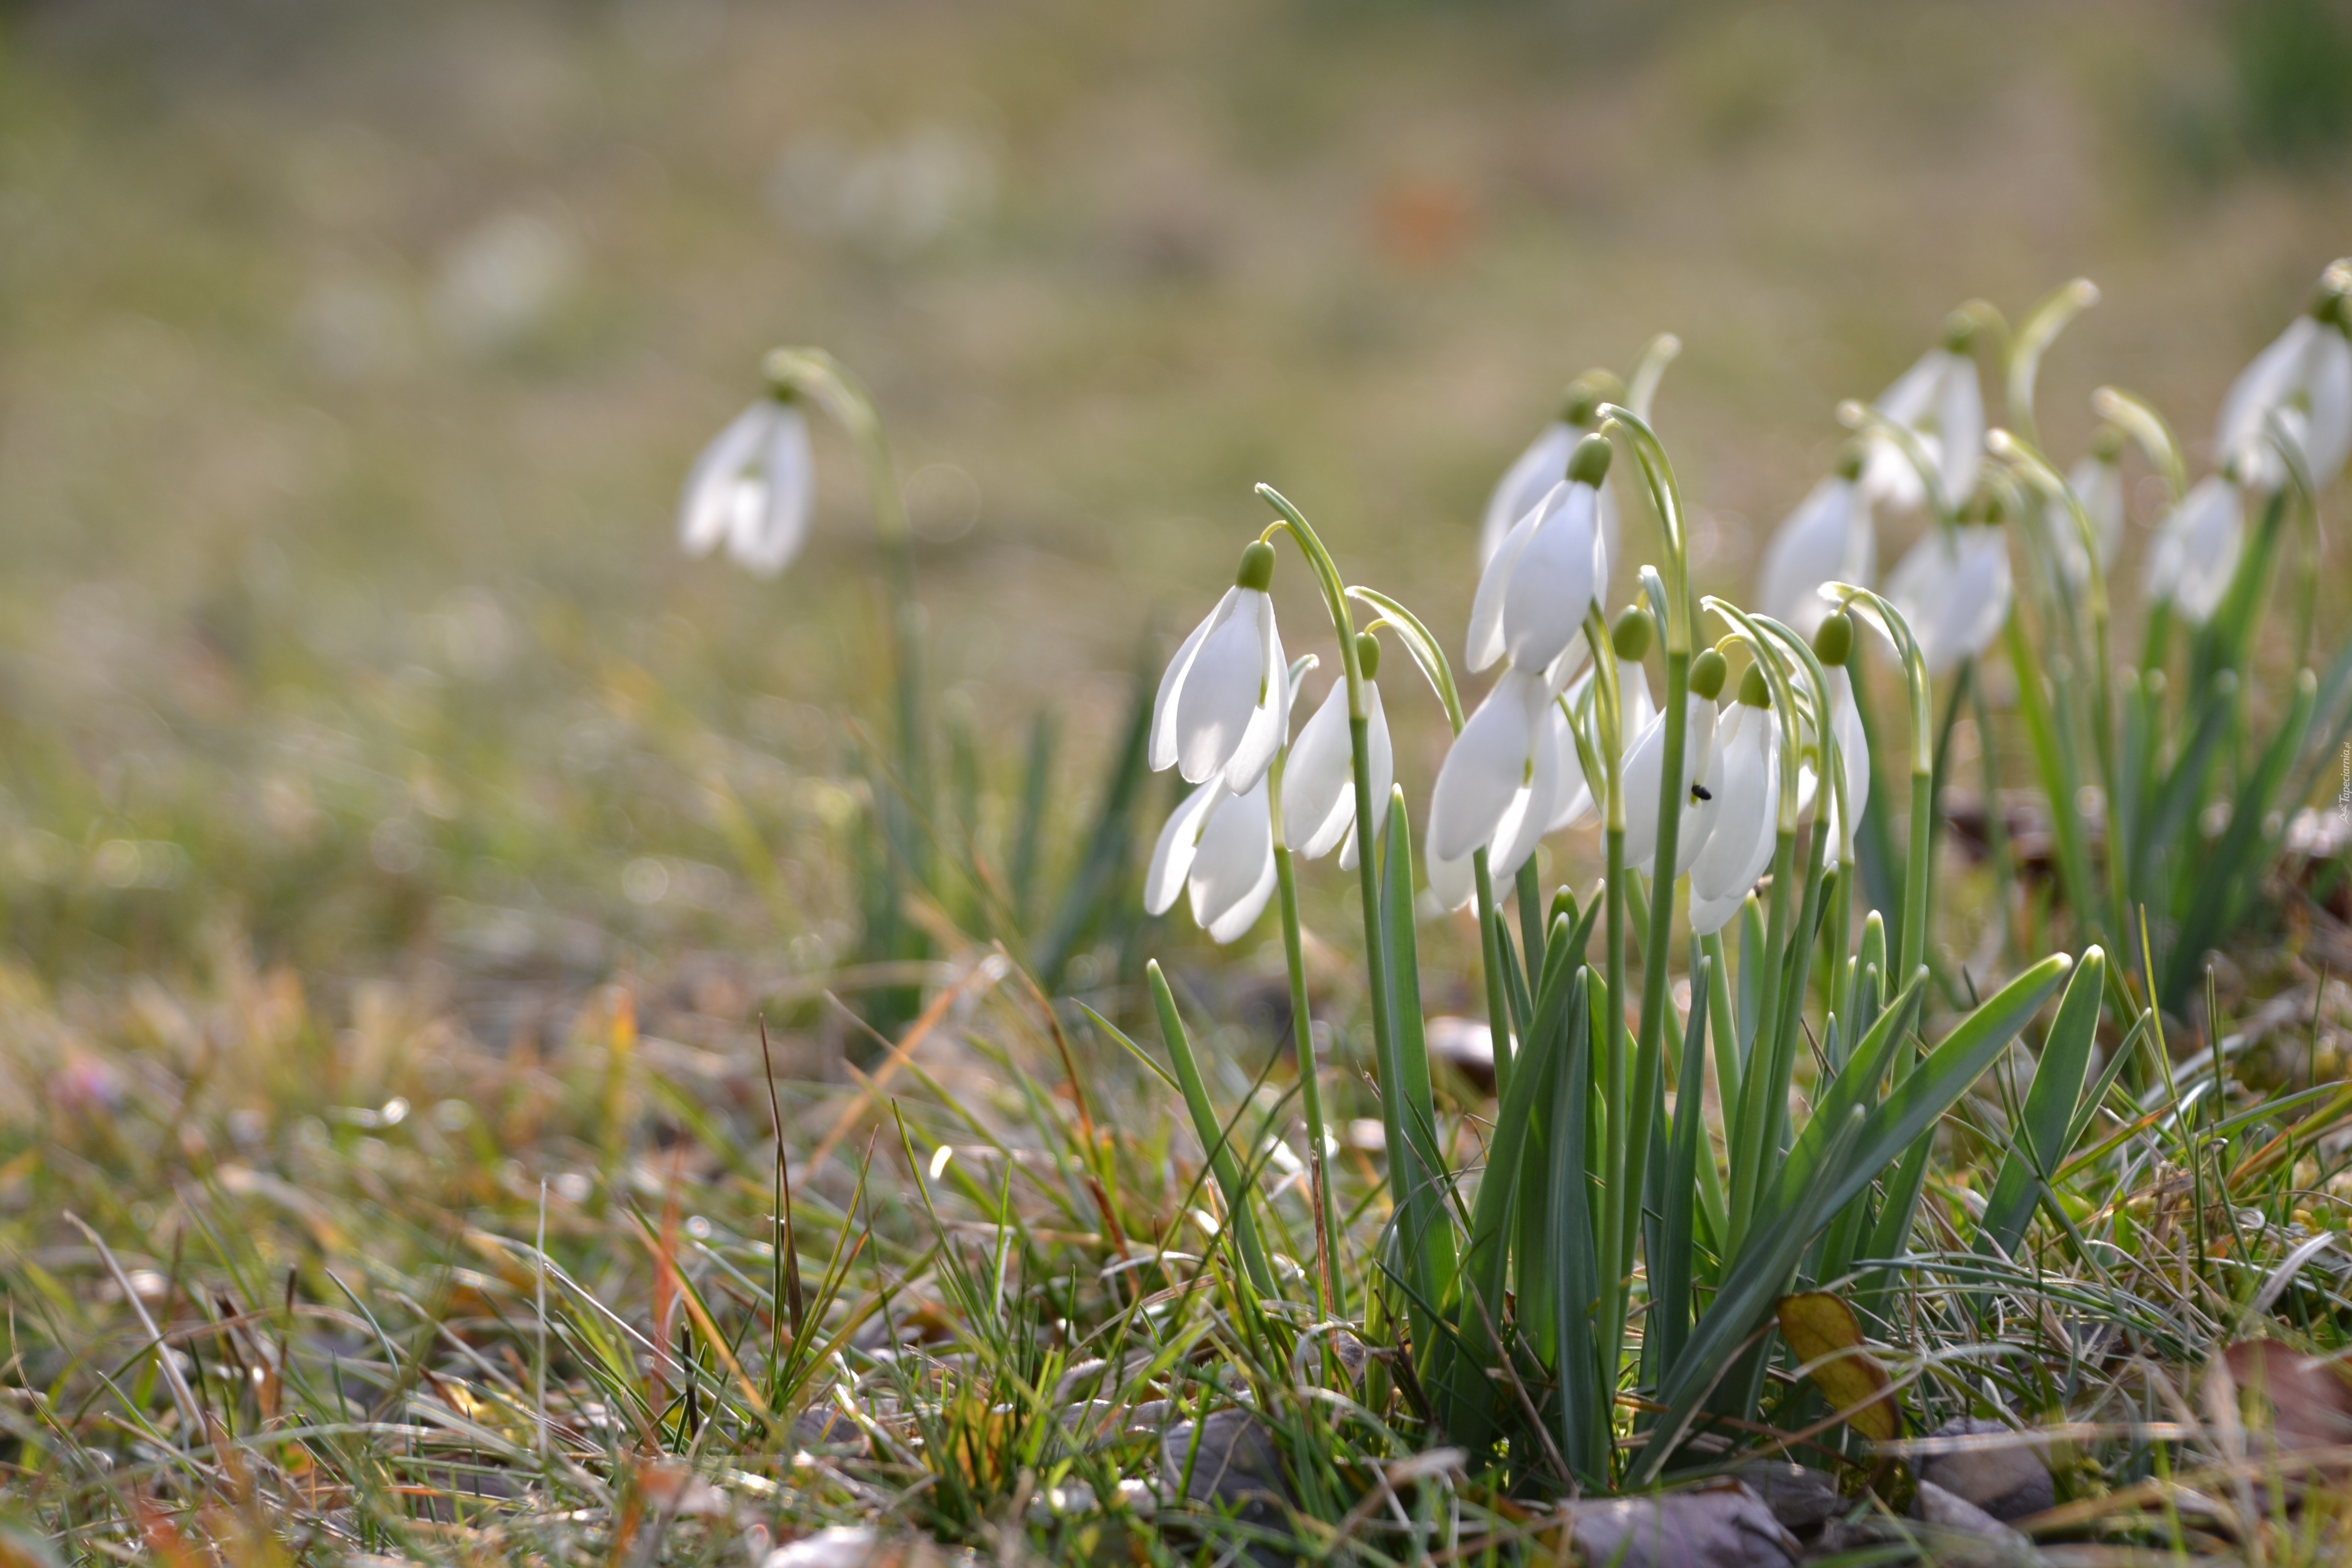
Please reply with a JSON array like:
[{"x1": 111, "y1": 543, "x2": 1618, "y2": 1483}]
[{"x1": 1777, "y1": 1291, "x2": 1897, "y2": 1442}]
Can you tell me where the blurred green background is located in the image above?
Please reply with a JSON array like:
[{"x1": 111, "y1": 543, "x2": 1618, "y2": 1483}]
[{"x1": 2, "y1": 0, "x2": 2347, "y2": 1027}]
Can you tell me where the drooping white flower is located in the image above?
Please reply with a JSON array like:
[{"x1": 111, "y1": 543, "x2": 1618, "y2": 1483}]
[
  {"x1": 1821, "y1": 663, "x2": 1870, "y2": 865},
  {"x1": 1466, "y1": 435, "x2": 1614, "y2": 674},
  {"x1": 1861, "y1": 334, "x2": 1984, "y2": 516},
  {"x1": 1687, "y1": 679, "x2": 1781, "y2": 936},
  {"x1": 2215, "y1": 304, "x2": 2352, "y2": 495},
  {"x1": 1620, "y1": 690, "x2": 1718, "y2": 879},
  {"x1": 1425, "y1": 840, "x2": 1478, "y2": 914},
  {"x1": 1281, "y1": 668, "x2": 1392, "y2": 863},
  {"x1": 678, "y1": 397, "x2": 815, "y2": 577},
  {"x1": 1489, "y1": 692, "x2": 1584, "y2": 883},
  {"x1": 1551, "y1": 664, "x2": 1651, "y2": 833},
  {"x1": 1479, "y1": 378, "x2": 1624, "y2": 582},
  {"x1": 2143, "y1": 476, "x2": 2243, "y2": 625},
  {"x1": 1151, "y1": 543, "x2": 1291, "y2": 792},
  {"x1": 1884, "y1": 524, "x2": 2011, "y2": 676},
  {"x1": 1755, "y1": 464, "x2": 1874, "y2": 636},
  {"x1": 1429, "y1": 668, "x2": 1549, "y2": 867},
  {"x1": 2059, "y1": 441, "x2": 2126, "y2": 591},
  {"x1": 1145, "y1": 774, "x2": 1277, "y2": 945}
]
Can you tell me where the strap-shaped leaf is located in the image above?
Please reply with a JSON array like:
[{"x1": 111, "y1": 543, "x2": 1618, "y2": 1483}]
[{"x1": 1977, "y1": 948, "x2": 2107, "y2": 1257}]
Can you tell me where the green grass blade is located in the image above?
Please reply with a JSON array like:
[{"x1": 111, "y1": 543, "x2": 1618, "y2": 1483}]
[
  {"x1": 1977, "y1": 948, "x2": 2108, "y2": 1257},
  {"x1": 1146, "y1": 962, "x2": 1277, "y2": 1298}
]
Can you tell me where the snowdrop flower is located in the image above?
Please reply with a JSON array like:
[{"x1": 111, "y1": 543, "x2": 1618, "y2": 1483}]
[
  {"x1": 1620, "y1": 649, "x2": 1723, "y2": 878},
  {"x1": 1860, "y1": 319, "x2": 1983, "y2": 516},
  {"x1": 2058, "y1": 426, "x2": 2126, "y2": 590},
  {"x1": 1152, "y1": 542, "x2": 1292, "y2": 792},
  {"x1": 1466, "y1": 434, "x2": 1613, "y2": 674},
  {"x1": 1145, "y1": 773, "x2": 1277, "y2": 944},
  {"x1": 679, "y1": 395, "x2": 815, "y2": 577},
  {"x1": 1281, "y1": 635, "x2": 1393, "y2": 865},
  {"x1": 2215, "y1": 278, "x2": 2352, "y2": 494},
  {"x1": 1804, "y1": 612, "x2": 1870, "y2": 869},
  {"x1": 1687, "y1": 663, "x2": 1781, "y2": 935},
  {"x1": 2143, "y1": 475, "x2": 2243, "y2": 625},
  {"x1": 1883, "y1": 522, "x2": 2011, "y2": 676},
  {"x1": 1479, "y1": 373, "x2": 1624, "y2": 588},
  {"x1": 1428, "y1": 666, "x2": 1555, "y2": 869},
  {"x1": 1755, "y1": 446, "x2": 1873, "y2": 635}
]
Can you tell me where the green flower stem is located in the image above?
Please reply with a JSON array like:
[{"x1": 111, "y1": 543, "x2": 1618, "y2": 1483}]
[
  {"x1": 1595, "y1": 406, "x2": 1696, "y2": 1410},
  {"x1": 1345, "y1": 585, "x2": 1519, "y2": 1155},
  {"x1": 1255, "y1": 488, "x2": 1448, "y2": 1317},
  {"x1": 1267, "y1": 748, "x2": 1341, "y2": 1319},
  {"x1": 765, "y1": 349, "x2": 930, "y2": 1028}
]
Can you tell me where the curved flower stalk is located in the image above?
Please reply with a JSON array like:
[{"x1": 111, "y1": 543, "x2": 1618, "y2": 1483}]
[
  {"x1": 1151, "y1": 542, "x2": 1293, "y2": 790},
  {"x1": 2216, "y1": 265, "x2": 2352, "y2": 495},
  {"x1": 2060, "y1": 427, "x2": 2127, "y2": 592},
  {"x1": 1860, "y1": 316, "x2": 1984, "y2": 515},
  {"x1": 2142, "y1": 475, "x2": 2243, "y2": 627},
  {"x1": 1478, "y1": 372, "x2": 1624, "y2": 573},
  {"x1": 1144, "y1": 773, "x2": 1276, "y2": 944},
  {"x1": 1883, "y1": 520, "x2": 2012, "y2": 676},
  {"x1": 679, "y1": 395, "x2": 814, "y2": 576},
  {"x1": 1755, "y1": 447, "x2": 1873, "y2": 636},
  {"x1": 1826, "y1": 585, "x2": 1936, "y2": 983}
]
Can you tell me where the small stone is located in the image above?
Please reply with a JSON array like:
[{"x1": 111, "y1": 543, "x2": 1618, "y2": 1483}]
[
  {"x1": 1910, "y1": 1480, "x2": 2036, "y2": 1565},
  {"x1": 1727, "y1": 1462, "x2": 1844, "y2": 1532},
  {"x1": 762, "y1": 1525, "x2": 877, "y2": 1568},
  {"x1": 1160, "y1": 1407, "x2": 1291, "y2": 1515},
  {"x1": 1918, "y1": 1418, "x2": 2054, "y2": 1522},
  {"x1": 1563, "y1": 1479, "x2": 1799, "y2": 1567}
]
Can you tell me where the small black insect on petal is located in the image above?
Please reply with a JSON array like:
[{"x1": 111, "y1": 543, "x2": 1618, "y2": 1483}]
[{"x1": 1691, "y1": 784, "x2": 1713, "y2": 802}]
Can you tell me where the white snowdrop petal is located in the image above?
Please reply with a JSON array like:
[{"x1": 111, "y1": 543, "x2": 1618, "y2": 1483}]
[
  {"x1": 1173, "y1": 591, "x2": 1266, "y2": 783},
  {"x1": 1430, "y1": 671, "x2": 1541, "y2": 865},
  {"x1": 1363, "y1": 681, "x2": 1394, "y2": 845},
  {"x1": 1425, "y1": 840, "x2": 1477, "y2": 913},
  {"x1": 679, "y1": 402, "x2": 771, "y2": 556},
  {"x1": 1688, "y1": 889, "x2": 1748, "y2": 936},
  {"x1": 1935, "y1": 351, "x2": 1984, "y2": 508},
  {"x1": 1146, "y1": 779, "x2": 1224, "y2": 916},
  {"x1": 1489, "y1": 695, "x2": 1569, "y2": 883},
  {"x1": 1622, "y1": 694, "x2": 1715, "y2": 876},
  {"x1": 1282, "y1": 681, "x2": 1355, "y2": 859},
  {"x1": 2217, "y1": 318, "x2": 2315, "y2": 485},
  {"x1": 738, "y1": 406, "x2": 814, "y2": 576},
  {"x1": 1219, "y1": 599, "x2": 1288, "y2": 793},
  {"x1": 1889, "y1": 526, "x2": 2011, "y2": 676},
  {"x1": 1757, "y1": 478, "x2": 1864, "y2": 634},
  {"x1": 1188, "y1": 775, "x2": 1275, "y2": 943},
  {"x1": 1503, "y1": 482, "x2": 1599, "y2": 673},
  {"x1": 1466, "y1": 504, "x2": 1542, "y2": 673},
  {"x1": 1152, "y1": 595, "x2": 1226, "y2": 772},
  {"x1": 1480, "y1": 423, "x2": 1574, "y2": 567}
]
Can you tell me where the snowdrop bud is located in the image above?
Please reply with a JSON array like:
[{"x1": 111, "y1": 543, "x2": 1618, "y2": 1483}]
[
  {"x1": 1355, "y1": 631, "x2": 1382, "y2": 680},
  {"x1": 1281, "y1": 674, "x2": 1391, "y2": 862},
  {"x1": 1563, "y1": 370, "x2": 1624, "y2": 427},
  {"x1": 1569, "y1": 432, "x2": 1613, "y2": 487},
  {"x1": 2143, "y1": 475, "x2": 2243, "y2": 625},
  {"x1": 1611, "y1": 606, "x2": 1654, "y2": 662},
  {"x1": 1737, "y1": 662, "x2": 1770, "y2": 708},
  {"x1": 1812, "y1": 610, "x2": 1854, "y2": 668},
  {"x1": 1235, "y1": 540, "x2": 1277, "y2": 592},
  {"x1": 678, "y1": 395, "x2": 815, "y2": 578},
  {"x1": 1884, "y1": 524, "x2": 2011, "y2": 676},
  {"x1": 1689, "y1": 648, "x2": 1727, "y2": 702},
  {"x1": 1151, "y1": 563, "x2": 1290, "y2": 791}
]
